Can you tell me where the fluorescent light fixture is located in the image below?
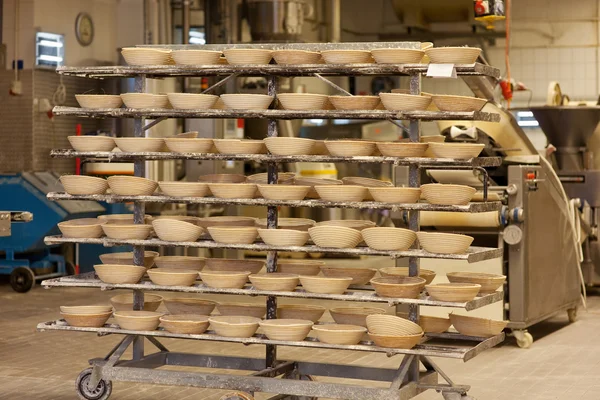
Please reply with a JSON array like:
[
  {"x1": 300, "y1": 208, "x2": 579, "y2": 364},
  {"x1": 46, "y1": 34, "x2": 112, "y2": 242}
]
[
  {"x1": 39, "y1": 55, "x2": 63, "y2": 62},
  {"x1": 189, "y1": 31, "x2": 204, "y2": 38},
  {"x1": 517, "y1": 120, "x2": 539, "y2": 127},
  {"x1": 517, "y1": 111, "x2": 534, "y2": 118},
  {"x1": 189, "y1": 37, "x2": 206, "y2": 44},
  {"x1": 39, "y1": 40, "x2": 63, "y2": 48},
  {"x1": 308, "y1": 119, "x2": 324, "y2": 124}
]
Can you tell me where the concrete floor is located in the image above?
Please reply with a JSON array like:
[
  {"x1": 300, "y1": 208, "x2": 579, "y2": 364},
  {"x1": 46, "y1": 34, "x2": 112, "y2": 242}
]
[{"x1": 1, "y1": 278, "x2": 599, "y2": 400}]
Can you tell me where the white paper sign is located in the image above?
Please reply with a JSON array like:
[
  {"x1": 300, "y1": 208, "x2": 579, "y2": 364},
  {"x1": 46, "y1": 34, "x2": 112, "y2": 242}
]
[{"x1": 426, "y1": 64, "x2": 457, "y2": 78}]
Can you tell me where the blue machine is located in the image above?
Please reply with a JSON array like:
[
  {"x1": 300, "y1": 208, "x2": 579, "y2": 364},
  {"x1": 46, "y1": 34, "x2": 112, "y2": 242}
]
[{"x1": 0, "y1": 172, "x2": 105, "y2": 292}]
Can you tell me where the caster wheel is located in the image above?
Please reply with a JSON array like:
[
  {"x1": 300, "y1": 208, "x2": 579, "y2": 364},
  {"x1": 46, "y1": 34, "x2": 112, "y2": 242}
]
[
  {"x1": 10, "y1": 267, "x2": 35, "y2": 293},
  {"x1": 567, "y1": 307, "x2": 578, "y2": 323},
  {"x1": 514, "y1": 331, "x2": 533, "y2": 349},
  {"x1": 219, "y1": 392, "x2": 254, "y2": 400},
  {"x1": 75, "y1": 368, "x2": 112, "y2": 400},
  {"x1": 282, "y1": 373, "x2": 317, "y2": 400}
]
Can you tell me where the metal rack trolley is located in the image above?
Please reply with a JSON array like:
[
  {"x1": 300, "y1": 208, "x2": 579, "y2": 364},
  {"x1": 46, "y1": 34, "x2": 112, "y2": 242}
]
[{"x1": 38, "y1": 42, "x2": 505, "y2": 400}]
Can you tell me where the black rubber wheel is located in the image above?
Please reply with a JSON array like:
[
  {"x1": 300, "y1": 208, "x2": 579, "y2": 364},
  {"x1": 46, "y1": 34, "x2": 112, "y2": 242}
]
[
  {"x1": 65, "y1": 261, "x2": 76, "y2": 277},
  {"x1": 75, "y1": 368, "x2": 112, "y2": 400},
  {"x1": 10, "y1": 267, "x2": 35, "y2": 293}
]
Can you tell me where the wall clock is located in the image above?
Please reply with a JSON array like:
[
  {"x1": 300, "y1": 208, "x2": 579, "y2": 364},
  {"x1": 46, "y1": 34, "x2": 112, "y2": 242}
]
[{"x1": 75, "y1": 12, "x2": 94, "y2": 46}]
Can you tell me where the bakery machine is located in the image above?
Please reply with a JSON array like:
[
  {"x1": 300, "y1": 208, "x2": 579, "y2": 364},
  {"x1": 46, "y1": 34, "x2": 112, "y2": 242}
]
[
  {"x1": 0, "y1": 172, "x2": 104, "y2": 292},
  {"x1": 412, "y1": 103, "x2": 582, "y2": 348}
]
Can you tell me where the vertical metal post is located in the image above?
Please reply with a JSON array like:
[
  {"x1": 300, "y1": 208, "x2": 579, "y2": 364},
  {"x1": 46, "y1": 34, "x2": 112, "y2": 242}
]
[
  {"x1": 265, "y1": 75, "x2": 279, "y2": 368},
  {"x1": 132, "y1": 75, "x2": 146, "y2": 361}
]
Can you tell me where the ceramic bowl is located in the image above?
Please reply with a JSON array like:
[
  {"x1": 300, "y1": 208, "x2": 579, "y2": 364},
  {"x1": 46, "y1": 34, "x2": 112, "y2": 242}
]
[
  {"x1": 299, "y1": 275, "x2": 353, "y2": 294},
  {"x1": 371, "y1": 48, "x2": 425, "y2": 64},
  {"x1": 198, "y1": 174, "x2": 247, "y2": 184},
  {"x1": 93, "y1": 264, "x2": 146, "y2": 284},
  {"x1": 209, "y1": 316, "x2": 261, "y2": 338},
  {"x1": 164, "y1": 138, "x2": 214, "y2": 153},
  {"x1": 120, "y1": 93, "x2": 169, "y2": 109},
  {"x1": 420, "y1": 183, "x2": 477, "y2": 205},
  {"x1": 171, "y1": 49, "x2": 222, "y2": 65},
  {"x1": 249, "y1": 273, "x2": 299, "y2": 292},
  {"x1": 379, "y1": 93, "x2": 432, "y2": 111},
  {"x1": 258, "y1": 228, "x2": 309, "y2": 247},
  {"x1": 154, "y1": 256, "x2": 205, "y2": 271},
  {"x1": 147, "y1": 269, "x2": 199, "y2": 286},
  {"x1": 259, "y1": 319, "x2": 314, "y2": 341},
  {"x1": 163, "y1": 298, "x2": 217, "y2": 315},
  {"x1": 446, "y1": 272, "x2": 506, "y2": 294},
  {"x1": 321, "y1": 50, "x2": 372, "y2": 64},
  {"x1": 428, "y1": 143, "x2": 485, "y2": 159},
  {"x1": 197, "y1": 216, "x2": 257, "y2": 229},
  {"x1": 272, "y1": 49, "x2": 321, "y2": 65},
  {"x1": 101, "y1": 223, "x2": 152, "y2": 240},
  {"x1": 208, "y1": 226, "x2": 258, "y2": 244},
  {"x1": 324, "y1": 140, "x2": 376, "y2": 157},
  {"x1": 223, "y1": 48, "x2": 273, "y2": 65},
  {"x1": 379, "y1": 267, "x2": 436, "y2": 285},
  {"x1": 376, "y1": 142, "x2": 428, "y2": 157},
  {"x1": 208, "y1": 183, "x2": 257, "y2": 199},
  {"x1": 419, "y1": 315, "x2": 452, "y2": 333},
  {"x1": 449, "y1": 313, "x2": 508, "y2": 337},
  {"x1": 329, "y1": 307, "x2": 386, "y2": 327},
  {"x1": 369, "y1": 332, "x2": 423, "y2": 349},
  {"x1": 315, "y1": 185, "x2": 367, "y2": 202},
  {"x1": 216, "y1": 302, "x2": 266, "y2": 318},
  {"x1": 371, "y1": 276, "x2": 426, "y2": 299},
  {"x1": 121, "y1": 47, "x2": 171, "y2": 65},
  {"x1": 320, "y1": 266, "x2": 376, "y2": 285},
  {"x1": 431, "y1": 95, "x2": 487, "y2": 112},
  {"x1": 368, "y1": 187, "x2": 421, "y2": 203},
  {"x1": 114, "y1": 311, "x2": 163, "y2": 331},
  {"x1": 247, "y1": 172, "x2": 296, "y2": 185},
  {"x1": 362, "y1": 227, "x2": 417, "y2": 251},
  {"x1": 213, "y1": 139, "x2": 267, "y2": 155},
  {"x1": 263, "y1": 137, "x2": 316, "y2": 155},
  {"x1": 328, "y1": 95, "x2": 380, "y2": 110},
  {"x1": 308, "y1": 226, "x2": 363, "y2": 248},
  {"x1": 315, "y1": 220, "x2": 376, "y2": 231},
  {"x1": 200, "y1": 270, "x2": 251, "y2": 289},
  {"x1": 256, "y1": 218, "x2": 315, "y2": 231},
  {"x1": 107, "y1": 176, "x2": 157, "y2": 196},
  {"x1": 277, "y1": 304, "x2": 326, "y2": 322},
  {"x1": 167, "y1": 93, "x2": 219, "y2": 109},
  {"x1": 58, "y1": 218, "x2": 103, "y2": 238},
  {"x1": 204, "y1": 258, "x2": 264, "y2": 274},
  {"x1": 277, "y1": 259, "x2": 323, "y2": 275},
  {"x1": 220, "y1": 94, "x2": 273, "y2": 110},
  {"x1": 294, "y1": 177, "x2": 342, "y2": 199},
  {"x1": 61, "y1": 311, "x2": 113, "y2": 328},
  {"x1": 110, "y1": 294, "x2": 163, "y2": 311},
  {"x1": 416, "y1": 232, "x2": 474, "y2": 254},
  {"x1": 313, "y1": 324, "x2": 367, "y2": 345},
  {"x1": 60, "y1": 305, "x2": 113, "y2": 315},
  {"x1": 114, "y1": 137, "x2": 164, "y2": 152},
  {"x1": 158, "y1": 182, "x2": 209, "y2": 197},
  {"x1": 425, "y1": 47, "x2": 482, "y2": 64},
  {"x1": 75, "y1": 94, "x2": 123, "y2": 109},
  {"x1": 277, "y1": 93, "x2": 329, "y2": 111},
  {"x1": 152, "y1": 219, "x2": 204, "y2": 242},
  {"x1": 160, "y1": 314, "x2": 210, "y2": 334},
  {"x1": 425, "y1": 283, "x2": 482, "y2": 302},
  {"x1": 60, "y1": 175, "x2": 108, "y2": 195},
  {"x1": 257, "y1": 185, "x2": 310, "y2": 201},
  {"x1": 68, "y1": 135, "x2": 115, "y2": 152},
  {"x1": 366, "y1": 314, "x2": 423, "y2": 336}
]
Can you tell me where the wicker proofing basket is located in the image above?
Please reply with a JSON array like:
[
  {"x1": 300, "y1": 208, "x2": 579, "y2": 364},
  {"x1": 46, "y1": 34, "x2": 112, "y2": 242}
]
[
  {"x1": 425, "y1": 283, "x2": 481, "y2": 302},
  {"x1": 263, "y1": 137, "x2": 316, "y2": 155},
  {"x1": 416, "y1": 231, "x2": 474, "y2": 254},
  {"x1": 277, "y1": 93, "x2": 329, "y2": 111},
  {"x1": 361, "y1": 227, "x2": 417, "y2": 251},
  {"x1": 370, "y1": 276, "x2": 426, "y2": 299},
  {"x1": 365, "y1": 314, "x2": 423, "y2": 335},
  {"x1": 446, "y1": 272, "x2": 506, "y2": 294},
  {"x1": 449, "y1": 313, "x2": 508, "y2": 337},
  {"x1": 272, "y1": 49, "x2": 321, "y2": 65},
  {"x1": 308, "y1": 226, "x2": 363, "y2": 248},
  {"x1": 427, "y1": 143, "x2": 485, "y2": 160},
  {"x1": 424, "y1": 47, "x2": 482, "y2": 64},
  {"x1": 420, "y1": 183, "x2": 476, "y2": 206},
  {"x1": 431, "y1": 95, "x2": 487, "y2": 112}
]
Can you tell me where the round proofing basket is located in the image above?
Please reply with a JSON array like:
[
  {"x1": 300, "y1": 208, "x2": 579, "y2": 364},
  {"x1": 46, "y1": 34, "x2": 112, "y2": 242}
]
[
  {"x1": 107, "y1": 176, "x2": 157, "y2": 196},
  {"x1": 446, "y1": 272, "x2": 506, "y2": 293},
  {"x1": 370, "y1": 276, "x2": 426, "y2": 299},
  {"x1": 427, "y1": 143, "x2": 485, "y2": 159},
  {"x1": 258, "y1": 319, "x2": 314, "y2": 341},
  {"x1": 320, "y1": 266, "x2": 376, "y2": 285},
  {"x1": 263, "y1": 137, "x2": 316, "y2": 155},
  {"x1": 162, "y1": 298, "x2": 217, "y2": 315},
  {"x1": 248, "y1": 273, "x2": 299, "y2": 292},
  {"x1": 308, "y1": 226, "x2": 363, "y2": 249},
  {"x1": 329, "y1": 307, "x2": 386, "y2": 327},
  {"x1": 223, "y1": 49, "x2": 273, "y2": 65},
  {"x1": 207, "y1": 227, "x2": 258, "y2": 244},
  {"x1": 321, "y1": 50, "x2": 372, "y2": 64},
  {"x1": 166, "y1": 93, "x2": 219, "y2": 109},
  {"x1": 425, "y1": 283, "x2": 481, "y2": 302},
  {"x1": 361, "y1": 227, "x2": 416, "y2": 251},
  {"x1": 220, "y1": 94, "x2": 273, "y2": 110},
  {"x1": 272, "y1": 49, "x2": 321, "y2": 65},
  {"x1": 449, "y1": 313, "x2": 508, "y2": 337},
  {"x1": 171, "y1": 49, "x2": 221, "y2": 65},
  {"x1": 257, "y1": 184, "x2": 310, "y2": 201},
  {"x1": 328, "y1": 96, "x2": 381, "y2": 110},
  {"x1": 257, "y1": 228, "x2": 309, "y2": 247},
  {"x1": 58, "y1": 218, "x2": 103, "y2": 238},
  {"x1": 324, "y1": 140, "x2": 376, "y2": 157},
  {"x1": 60, "y1": 175, "x2": 108, "y2": 195},
  {"x1": 416, "y1": 231, "x2": 474, "y2": 254},
  {"x1": 425, "y1": 47, "x2": 482, "y2": 64},
  {"x1": 277, "y1": 304, "x2": 326, "y2": 322},
  {"x1": 379, "y1": 93, "x2": 432, "y2": 111},
  {"x1": 152, "y1": 218, "x2": 204, "y2": 242},
  {"x1": 75, "y1": 94, "x2": 123, "y2": 109},
  {"x1": 432, "y1": 95, "x2": 487, "y2": 112},
  {"x1": 420, "y1": 184, "x2": 476, "y2": 206},
  {"x1": 379, "y1": 267, "x2": 436, "y2": 285},
  {"x1": 160, "y1": 315, "x2": 210, "y2": 334},
  {"x1": 370, "y1": 48, "x2": 425, "y2": 64},
  {"x1": 312, "y1": 324, "x2": 367, "y2": 345},
  {"x1": 277, "y1": 93, "x2": 329, "y2": 111},
  {"x1": 375, "y1": 142, "x2": 428, "y2": 157},
  {"x1": 200, "y1": 271, "x2": 251, "y2": 289},
  {"x1": 365, "y1": 314, "x2": 423, "y2": 336},
  {"x1": 208, "y1": 316, "x2": 261, "y2": 338},
  {"x1": 68, "y1": 135, "x2": 115, "y2": 152},
  {"x1": 368, "y1": 187, "x2": 421, "y2": 203},
  {"x1": 164, "y1": 138, "x2": 214, "y2": 153},
  {"x1": 314, "y1": 185, "x2": 367, "y2": 202}
]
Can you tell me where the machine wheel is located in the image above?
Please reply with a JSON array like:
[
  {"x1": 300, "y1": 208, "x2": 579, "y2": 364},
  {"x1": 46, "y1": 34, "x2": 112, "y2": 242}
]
[
  {"x1": 513, "y1": 330, "x2": 534, "y2": 349},
  {"x1": 567, "y1": 307, "x2": 578, "y2": 323},
  {"x1": 219, "y1": 392, "x2": 254, "y2": 400},
  {"x1": 10, "y1": 267, "x2": 35, "y2": 293},
  {"x1": 281, "y1": 373, "x2": 317, "y2": 400},
  {"x1": 65, "y1": 261, "x2": 76, "y2": 277},
  {"x1": 75, "y1": 368, "x2": 112, "y2": 400}
]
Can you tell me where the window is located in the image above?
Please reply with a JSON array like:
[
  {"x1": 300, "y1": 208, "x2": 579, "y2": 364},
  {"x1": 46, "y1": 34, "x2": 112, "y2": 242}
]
[{"x1": 36, "y1": 32, "x2": 65, "y2": 68}]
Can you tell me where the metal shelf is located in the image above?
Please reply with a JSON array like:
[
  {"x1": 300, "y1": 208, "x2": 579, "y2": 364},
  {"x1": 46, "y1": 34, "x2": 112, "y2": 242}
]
[
  {"x1": 56, "y1": 62, "x2": 500, "y2": 79},
  {"x1": 49, "y1": 149, "x2": 503, "y2": 167},
  {"x1": 41, "y1": 272, "x2": 503, "y2": 311},
  {"x1": 44, "y1": 235, "x2": 503, "y2": 263},
  {"x1": 37, "y1": 319, "x2": 505, "y2": 362},
  {"x1": 52, "y1": 106, "x2": 501, "y2": 122},
  {"x1": 47, "y1": 192, "x2": 502, "y2": 213}
]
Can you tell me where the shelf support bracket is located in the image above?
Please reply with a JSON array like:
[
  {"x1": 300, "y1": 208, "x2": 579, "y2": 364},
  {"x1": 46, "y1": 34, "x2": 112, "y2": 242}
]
[{"x1": 389, "y1": 354, "x2": 415, "y2": 389}]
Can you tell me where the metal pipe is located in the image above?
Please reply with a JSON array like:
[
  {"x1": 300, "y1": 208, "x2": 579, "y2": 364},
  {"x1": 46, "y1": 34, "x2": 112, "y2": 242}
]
[
  {"x1": 329, "y1": 0, "x2": 340, "y2": 43},
  {"x1": 183, "y1": 0, "x2": 191, "y2": 44}
]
